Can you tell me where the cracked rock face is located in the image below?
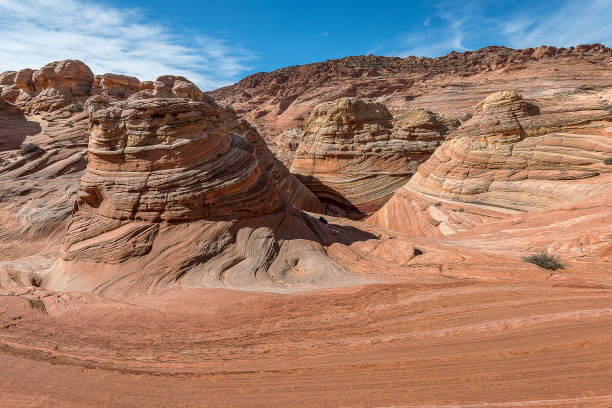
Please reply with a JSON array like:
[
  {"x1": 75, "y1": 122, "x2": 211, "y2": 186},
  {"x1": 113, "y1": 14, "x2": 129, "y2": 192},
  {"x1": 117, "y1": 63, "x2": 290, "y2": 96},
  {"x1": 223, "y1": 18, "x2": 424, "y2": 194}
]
[
  {"x1": 291, "y1": 97, "x2": 458, "y2": 216},
  {"x1": 368, "y1": 89, "x2": 612, "y2": 237}
]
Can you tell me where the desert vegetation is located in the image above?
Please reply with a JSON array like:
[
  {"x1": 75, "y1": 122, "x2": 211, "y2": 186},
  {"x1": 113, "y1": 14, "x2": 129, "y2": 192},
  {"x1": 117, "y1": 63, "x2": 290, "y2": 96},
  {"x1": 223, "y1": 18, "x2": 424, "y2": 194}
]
[
  {"x1": 522, "y1": 253, "x2": 565, "y2": 270},
  {"x1": 19, "y1": 143, "x2": 41, "y2": 155}
]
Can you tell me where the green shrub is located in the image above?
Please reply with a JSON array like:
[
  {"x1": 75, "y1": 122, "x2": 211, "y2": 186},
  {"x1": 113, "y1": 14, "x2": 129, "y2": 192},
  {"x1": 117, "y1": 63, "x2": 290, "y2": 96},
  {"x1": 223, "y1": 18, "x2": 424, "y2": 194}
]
[
  {"x1": 522, "y1": 252, "x2": 565, "y2": 270},
  {"x1": 603, "y1": 104, "x2": 612, "y2": 113},
  {"x1": 19, "y1": 143, "x2": 42, "y2": 155},
  {"x1": 30, "y1": 274, "x2": 42, "y2": 287},
  {"x1": 604, "y1": 158, "x2": 612, "y2": 165},
  {"x1": 67, "y1": 104, "x2": 83, "y2": 113}
]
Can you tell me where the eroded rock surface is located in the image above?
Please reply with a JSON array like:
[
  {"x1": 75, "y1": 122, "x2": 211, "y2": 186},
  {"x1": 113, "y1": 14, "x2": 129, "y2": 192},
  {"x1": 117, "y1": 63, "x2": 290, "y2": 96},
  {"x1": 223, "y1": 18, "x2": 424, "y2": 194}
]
[
  {"x1": 2, "y1": 60, "x2": 94, "y2": 113},
  {"x1": 0, "y1": 61, "x2": 324, "y2": 297},
  {"x1": 45, "y1": 93, "x2": 350, "y2": 295},
  {"x1": 210, "y1": 44, "x2": 612, "y2": 167},
  {"x1": 2, "y1": 53, "x2": 612, "y2": 407},
  {"x1": 369, "y1": 89, "x2": 612, "y2": 236},
  {"x1": 291, "y1": 97, "x2": 458, "y2": 216}
]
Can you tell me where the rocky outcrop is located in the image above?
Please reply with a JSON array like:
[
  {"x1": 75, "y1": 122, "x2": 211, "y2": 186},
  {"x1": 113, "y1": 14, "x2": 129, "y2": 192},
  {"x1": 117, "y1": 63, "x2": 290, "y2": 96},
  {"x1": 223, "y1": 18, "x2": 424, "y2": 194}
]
[
  {"x1": 45, "y1": 92, "x2": 351, "y2": 295},
  {"x1": 0, "y1": 62, "x2": 325, "y2": 297},
  {"x1": 291, "y1": 98, "x2": 458, "y2": 216},
  {"x1": 5, "y1": 60, "x2": 94, "y2": 113},
  {"x1": 368, "y1": 89, "x2": 612, "y2": 236},
  {"x1": 209, "y1": 44, "x2": 612, "y2": 166},
  {"x1": 0, "y1": 62, "x2": 152, "y2": 243},
  {"x1": 220, "y1": 107, "x2": 322, "y2": 213},
  {"x1": 91, "y1": 73, "x2": 140, "y2": 99}
]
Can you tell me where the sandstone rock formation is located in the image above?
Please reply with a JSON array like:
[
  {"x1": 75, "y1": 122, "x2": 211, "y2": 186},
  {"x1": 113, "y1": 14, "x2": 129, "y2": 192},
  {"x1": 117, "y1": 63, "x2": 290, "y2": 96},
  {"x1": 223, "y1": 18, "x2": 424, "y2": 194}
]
[
  {"x1": 0, "y1": 61, "x2": 153, "y2": 246},
  {"x1": 7, "y1": 60, "x2": 94, "y2": 113},
  {"x1": 45, "y1": 92, "x2": 348, "y2": 295},
  {"x1": 91, "y1": 73, "x2": 140, "y2": 99},
  {"x1": 3, "y1": 52, "x2": 612, "y2": 407},
  {"x1": 210, "y1": 44, "x2": 612, "y2": 167},
  {"x1": 368, "y1": 89, "x2": 612, "y2": 236},
  {"x1": 220, "y1": 107, "x2": 322, "y2": 213},
  {"x1": 0, "y1": 61, "x2": 323, "y2": 298},
  {"x1": 291, "y1": 97, "x2": 458, "y2": 216}
]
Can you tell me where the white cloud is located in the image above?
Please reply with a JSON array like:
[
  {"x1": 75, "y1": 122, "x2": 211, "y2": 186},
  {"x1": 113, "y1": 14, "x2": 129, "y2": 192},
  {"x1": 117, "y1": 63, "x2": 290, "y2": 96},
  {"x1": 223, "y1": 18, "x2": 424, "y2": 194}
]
[
  {"x1": 501, "y1": 0, "x2": 612, "y2": 48},
  {"x1": 0, "y1": 0, "x2": 256, "y2": 90},
  {"x1": 383, "y1": 0, "x2": 612, "y2": 58},
  {"x1": 395, "y1": 13, "x2": 468, "y2": 58}
]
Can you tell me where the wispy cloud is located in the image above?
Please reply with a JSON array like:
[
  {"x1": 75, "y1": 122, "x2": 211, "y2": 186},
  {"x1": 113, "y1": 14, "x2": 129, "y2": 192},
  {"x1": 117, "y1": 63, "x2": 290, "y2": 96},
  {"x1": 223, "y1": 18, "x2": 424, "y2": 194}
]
[
  {"x1": 380, "y1": 0, "x2": 612, "y2": 58},
  {"x1": 395, "y1": 13, "x2": 468, "y2": 58},
  {"x1": 502, "y1": 0, "x2": 612, "y2": 48},
  {"x1": 0, "y1": 0, "x2": 256, "y2": 90}
]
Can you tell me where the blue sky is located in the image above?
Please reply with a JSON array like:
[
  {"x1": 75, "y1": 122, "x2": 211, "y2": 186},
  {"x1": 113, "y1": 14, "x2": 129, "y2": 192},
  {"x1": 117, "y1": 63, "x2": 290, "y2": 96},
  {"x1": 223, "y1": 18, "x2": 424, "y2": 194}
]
[{"x1": 0, "y1": 0, "x2": 611, "y2": 90}]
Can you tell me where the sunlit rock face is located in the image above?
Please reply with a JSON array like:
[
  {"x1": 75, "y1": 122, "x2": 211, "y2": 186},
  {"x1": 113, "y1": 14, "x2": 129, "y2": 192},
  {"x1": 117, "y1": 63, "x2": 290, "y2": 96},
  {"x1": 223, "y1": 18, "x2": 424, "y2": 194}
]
[
  {"x1": 78, "y1": 97, "x2": 281, "y2": 222},
  {"x1": 5, "y1": 60, "x2": 95, "y2": 113},
  {"x1": 210, "y1": 44, "x2": 612, "y2": 167},
  {"x1": 291, "y1": 97, "x2": 458, "y2": 216},
  {"x1": 46, "y1": 88, "x2": 352, "y2": 295},
  {"x1": 368, "y1": 89, "x2": 612, "y2": 237}
]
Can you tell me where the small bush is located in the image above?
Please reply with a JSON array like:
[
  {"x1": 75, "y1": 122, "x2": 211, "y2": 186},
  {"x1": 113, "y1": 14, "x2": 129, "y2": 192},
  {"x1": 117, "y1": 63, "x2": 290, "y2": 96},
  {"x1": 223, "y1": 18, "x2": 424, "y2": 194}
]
[
  {"x1": 522, "y1": 252, "x2": 565, "y2": 271},
  {"x1": 30, "y1": 274, "x2": 42, "y2": 287},
  {"x1": 603, "y1": 104, "x2": 612, "y2": 113},
  {"x1": 67, "y1": 103, "x2": 83, "y2": 113},
  {"x1": 456, "y1": 207, "x2": 465, "y2": 212},
  {"x1": 604, "y1": 158, "x2": 612, "y2": 165},
  {"x1": 461, "y1": 112, "x2": 473, "y2": 122},
  {"x1": 19, "y1": 143, "x2": 42, "y2": 155}
]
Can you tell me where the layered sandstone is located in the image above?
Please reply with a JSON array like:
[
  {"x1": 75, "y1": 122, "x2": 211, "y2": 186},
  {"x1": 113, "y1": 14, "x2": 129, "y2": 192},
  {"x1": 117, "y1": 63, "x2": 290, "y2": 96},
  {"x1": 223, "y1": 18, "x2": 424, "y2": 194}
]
[
  {"x1": 220, "y1": 107, "x2": 322, "y2": 213},
  {"x1": 2, "y1": 60, "x2": 95, "y2": 113},
  {"x1": 210, "y1": 44, "x2": 612, "y2": 166},
  {"x1": 3, "y1": 52, "x2": 612, "y2": 407},
  {"x1": 291, "y1": 97, "x2": 458, "y2": 216},
  {"x1": 45, "y1": 92, "x2": 349, "y2": 295},
  {"x1": 0, "y1": 61, "x2": 153, "y2": 243},
  {"x1": 368, "y1": 89, "x2": 612, "y2": 236},
  {"x1": 0, "y1": 62, "x2": 322, "y2": 297}
]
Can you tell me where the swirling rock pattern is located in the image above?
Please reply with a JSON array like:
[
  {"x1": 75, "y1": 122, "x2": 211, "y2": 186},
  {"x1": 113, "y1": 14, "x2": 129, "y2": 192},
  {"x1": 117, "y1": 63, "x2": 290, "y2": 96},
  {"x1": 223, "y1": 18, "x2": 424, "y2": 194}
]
[
  {"x1": 369, "y1": 89, "x2": 612, "y2": 236},
  {"x1": 220, "y1": 106, "x2": 322, "y2": 213},
  {"x1": 291, "y1": 97, "x2": 458, "y2": 216},
  {"x1": 80, "y1": 97, "x2": 280, "y2": 221},
  {"x1": 46, "y1": 93, "x2": 350, "y2": 295}
]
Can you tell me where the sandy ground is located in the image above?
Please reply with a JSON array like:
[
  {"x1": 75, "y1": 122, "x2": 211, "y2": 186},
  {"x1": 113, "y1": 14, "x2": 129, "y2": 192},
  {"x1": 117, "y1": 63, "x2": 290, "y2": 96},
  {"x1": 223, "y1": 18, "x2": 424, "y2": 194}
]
[{"x1": 2, "y1": 267, "x2": 612, "y2": 407}]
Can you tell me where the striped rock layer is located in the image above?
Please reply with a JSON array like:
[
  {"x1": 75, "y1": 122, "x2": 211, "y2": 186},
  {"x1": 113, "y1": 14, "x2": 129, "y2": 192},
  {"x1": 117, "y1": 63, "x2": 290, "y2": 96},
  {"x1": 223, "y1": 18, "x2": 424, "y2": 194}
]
[
  {"x1": 46, "y1": 94, "x2": 349, "y2": 295},
  {"x1": 291, "y1": 97, "x2": 458, "y2": 216},
  {"x1": 368, "y1": 89, "x2": 612, "y2": 237}
]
